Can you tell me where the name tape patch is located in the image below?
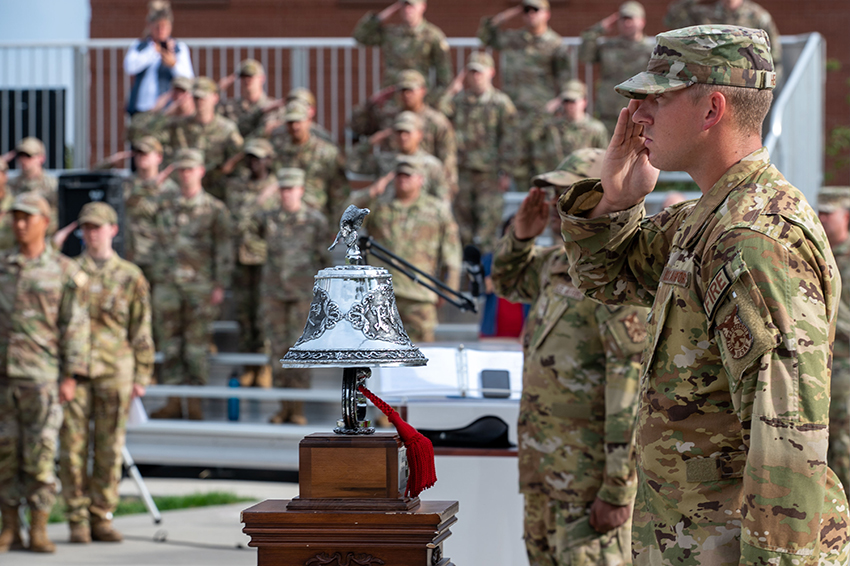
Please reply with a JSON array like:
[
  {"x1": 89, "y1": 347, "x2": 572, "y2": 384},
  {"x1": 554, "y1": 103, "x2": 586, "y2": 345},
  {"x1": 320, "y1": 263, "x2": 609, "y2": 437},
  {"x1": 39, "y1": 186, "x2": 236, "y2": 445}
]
[{"x1": 660, "y1": 267, "x2": 691, "y2": 288}]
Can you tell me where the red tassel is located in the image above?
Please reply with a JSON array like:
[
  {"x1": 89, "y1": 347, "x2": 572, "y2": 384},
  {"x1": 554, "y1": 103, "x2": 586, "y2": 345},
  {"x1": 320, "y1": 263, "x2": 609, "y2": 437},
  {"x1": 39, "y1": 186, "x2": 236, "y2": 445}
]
[{"x1": 358, "y1": 385, "x2": 437, "y2": 498}]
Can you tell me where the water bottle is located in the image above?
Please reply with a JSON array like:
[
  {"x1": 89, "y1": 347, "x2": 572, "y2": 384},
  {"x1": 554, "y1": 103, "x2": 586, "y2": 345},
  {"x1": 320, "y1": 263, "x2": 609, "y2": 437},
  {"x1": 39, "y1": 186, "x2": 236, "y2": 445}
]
[{"x1": 227, "y1": 370, "x2": 240, "y2": 421}]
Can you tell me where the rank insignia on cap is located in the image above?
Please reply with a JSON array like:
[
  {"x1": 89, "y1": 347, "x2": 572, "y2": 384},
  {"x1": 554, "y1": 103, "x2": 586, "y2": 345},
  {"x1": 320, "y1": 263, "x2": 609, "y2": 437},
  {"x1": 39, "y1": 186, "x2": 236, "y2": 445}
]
[
  {"x1": 623, "y1": 312, "x2": 648, "y2": 343},
  {"x1": 716, "y1": 305, "x2": 753, "y2": 359}
]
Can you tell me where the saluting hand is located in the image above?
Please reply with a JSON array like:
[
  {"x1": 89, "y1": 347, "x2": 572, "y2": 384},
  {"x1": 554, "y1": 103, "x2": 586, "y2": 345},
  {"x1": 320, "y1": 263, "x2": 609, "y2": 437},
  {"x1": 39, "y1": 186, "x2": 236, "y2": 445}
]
[{"x1": 513, "y1": 187, "x2": 551, "y2": 240}]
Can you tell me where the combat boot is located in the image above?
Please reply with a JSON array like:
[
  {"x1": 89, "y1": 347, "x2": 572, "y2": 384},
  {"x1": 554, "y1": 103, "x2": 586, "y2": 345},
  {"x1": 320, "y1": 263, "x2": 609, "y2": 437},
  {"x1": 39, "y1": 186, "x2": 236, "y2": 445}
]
[
  {"x1": 68, "y1": 521, "x2": 91, "y2": 544},
  {"x1": 28, "y1": 510, "x2": 56, "y2": 553},
  {"x1": 149, "y1": 397, "x2": 182, "y2": 419},
  {"x1": 0, "y1": 504, "x2": 24, "y2": 552},
  {"x1": 187, "y1": 397, "x2": 204, "y2": 420},
  {"x1": 91, "y1": 516, "x2": 122, "y2": 543},
  {"x1": 238, "y1": 366, "x2": 258, "y2": 387},
  {"x1": 255, "y1": 365, "x2": 273, "y2": 388}
]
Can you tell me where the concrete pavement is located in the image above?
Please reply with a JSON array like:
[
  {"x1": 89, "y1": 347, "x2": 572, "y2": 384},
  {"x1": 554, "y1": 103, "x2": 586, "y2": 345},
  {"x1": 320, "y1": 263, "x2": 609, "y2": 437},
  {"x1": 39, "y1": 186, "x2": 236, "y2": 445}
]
[{"x1": 2, "y1": 478, "x2": 300, "y2": 566}]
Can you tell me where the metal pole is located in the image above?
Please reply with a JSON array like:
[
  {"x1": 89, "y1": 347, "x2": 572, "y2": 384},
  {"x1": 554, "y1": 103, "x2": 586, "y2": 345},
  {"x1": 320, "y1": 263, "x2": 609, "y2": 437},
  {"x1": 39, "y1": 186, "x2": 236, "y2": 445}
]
[{"x1": 122, "y1": 445, "x2": 162, "y2": 524}]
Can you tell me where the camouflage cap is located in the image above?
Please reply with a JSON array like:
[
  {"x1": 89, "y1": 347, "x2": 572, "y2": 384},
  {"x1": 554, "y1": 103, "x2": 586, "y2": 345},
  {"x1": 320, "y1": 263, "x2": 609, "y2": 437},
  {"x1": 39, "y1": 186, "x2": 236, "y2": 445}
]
[
  {"x1": 283, "y1": 100, "x2": 310, "y2": 122},
  {"x1": 397, "y1": 70, "x2": 427, "y2": 90},
  {"x1": 393, "y1": 111, "x2": 424, "y2": 132},
  {"x1": 238, "y1": 59, "x2": 264, "y2": 77},
  {"x1": 16, "y1": 137, "x2": 45, "y2": 156},
  {"x1": 277, "y1": 167, "x2": 305, "y2": 188},
  {"x1": 78, "y1": 201, "x2": 118, "y2": 226},
  {"x1": 286, "y1": 87, "x2": 316, "y2": 108},
  {"x1": 173, "y1": 148, "x2": 205, "y2": 169},
  {"x1": 395, "y1": 155, "x2": 422, "y2": 176},
  {"x1": 147, "y1": 0, "x2": 173, "y2": 23},
  {"x1": 192, "y1": 76, "x2": 219, "y2": 98},
  {"x1": 818, "y1": 186, "x2": 850, "y2": 213},
  {"x1": 10, "y1": 191, "x2": 51, "y2": 218},
  {"x1": 615, "y1": 25, "x2": 776, "y2": 99},
  {"x1": 133, "y1": 135, "x2": 163, "y2": 154},
  {"x1": 523, "y1": 0, "x2": 550, "y2": 9},
  {"x1": 619, "y1": 1, "x2": 645, "y2": 19},
  {"x1": 560, "y1": 79, "x2": 587, "y2": 101},
  {"x1": 467, "y1": 51, "x2": 494, "y2": 72},
  {"x1": 243, "y1": 138, "x2": 274, "y2": 159},
  {"x1": 532, "y1": 148, "x2": 606, "y2": 189},
  {"x1": 172, "y1": 75, "x2": 194, "y2": 92}
]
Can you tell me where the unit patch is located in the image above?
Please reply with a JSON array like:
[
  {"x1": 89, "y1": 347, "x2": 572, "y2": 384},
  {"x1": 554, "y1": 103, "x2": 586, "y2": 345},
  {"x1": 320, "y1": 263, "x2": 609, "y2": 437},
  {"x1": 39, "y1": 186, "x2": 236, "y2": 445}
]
[
  {"x1": 716, "y1": 305, "x2": 753, "y2": 359},
  {"x1": 623, "y1": 312, "x2": 648, "y2": 344}
]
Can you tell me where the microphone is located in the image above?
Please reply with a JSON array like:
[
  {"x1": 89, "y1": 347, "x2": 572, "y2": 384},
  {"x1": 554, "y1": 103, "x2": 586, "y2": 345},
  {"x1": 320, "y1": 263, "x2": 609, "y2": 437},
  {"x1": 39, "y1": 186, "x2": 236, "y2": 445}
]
[{"x1": 463, "y1": 245, "x2": 484, "y2": 298}]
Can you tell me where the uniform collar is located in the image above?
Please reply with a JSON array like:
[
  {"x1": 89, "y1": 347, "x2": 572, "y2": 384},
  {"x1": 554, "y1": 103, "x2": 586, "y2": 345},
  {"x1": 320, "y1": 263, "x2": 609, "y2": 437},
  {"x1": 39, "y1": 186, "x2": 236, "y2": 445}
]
[
  {"x1": 79, "y1": 250, "x2": 117, "y2": 274},
  {"x1": 676, "y1": 146, "x2": 772, "y2": 249}
]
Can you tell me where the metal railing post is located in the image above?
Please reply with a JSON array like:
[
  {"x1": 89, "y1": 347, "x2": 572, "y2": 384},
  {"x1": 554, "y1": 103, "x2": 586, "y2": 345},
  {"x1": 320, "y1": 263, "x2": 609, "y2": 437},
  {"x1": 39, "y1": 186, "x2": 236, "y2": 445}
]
[{"x1": 73, "y1": 45, "x2": 89, "y2": 169}]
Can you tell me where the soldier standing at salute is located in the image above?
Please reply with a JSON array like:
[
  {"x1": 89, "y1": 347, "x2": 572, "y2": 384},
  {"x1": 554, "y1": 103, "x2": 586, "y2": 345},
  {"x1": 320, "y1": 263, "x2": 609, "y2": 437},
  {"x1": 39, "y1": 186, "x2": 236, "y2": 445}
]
[
  {"x1": 0, "y1": 193, "x2": 89, "y2": 554},
  {"x1": 148, "y1": 149, "x2": 232, "y2": 421},
  {"x1": 58, "y1": 202, "x2": 155, "y2": 544},
  {"x1": 7, "y1": 137, "x2": 59, "y2": 231},
  {"x1": 219, "y1": 59, "x2": 275, "y2": 139},
  {"x1": 558, "y1": 25, "x2": 850, "y2": 563},
  {"x1": 241, "y1": 168, "x2": 330, "y2": 425}
]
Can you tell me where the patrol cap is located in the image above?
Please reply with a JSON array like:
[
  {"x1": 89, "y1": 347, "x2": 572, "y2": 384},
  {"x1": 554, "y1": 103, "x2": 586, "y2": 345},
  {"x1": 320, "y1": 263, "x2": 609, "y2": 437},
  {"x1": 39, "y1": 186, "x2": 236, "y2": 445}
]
[
  {"x1": 532, "y1": 148, "x2": 606, "y2": 189},
  {"x1": 560, "y1": 80, "x2": 587, "y2": 101},
  {"x1": 395, "y1": 155, "x2": 422, "y2": 176},
  {"x1": 173, "y1": 148, "x2": 205, "y2": 169},
  {"x1": 397, "y1": 70, "x2": 427, "y2": 90},
  {"x1": 467, "y1": 51, "x2": 494, "y2": 72},
  {"x1": 615, "y1": 25, "x2": 776, "y2": 99},
  {"x1": 10, "y1": 192, "x2": 51, "y2": 218},
  {"x1": 238, "y1": 59, "x2": 265, "y2": 77},
  {"x1": 172, "y1": 75, "x2": 193, "y2": 92},
  {"x1": 277, "y1": 167, "x2": 306, "y2": 188},
  {"x1": 16, "y1": 137, "x2": 45, "y2": 157},
  {"x1": 619, "y1": 1, "x2": 645, "y2": 19},
  {"x1": 522, "y1": 0, "x2": 549, "y2": 10},
  {"x1": 133, "y1": 135, "x2": 163, "y2": 154},
  {"x1": 147, "y1": 0, "x2": 173, "y2": 23},
  {"x1": 283, "y1": 100, "x2": 310, "y2": 122},
  {"x1": 192, "y1": 76, "x2": 219, "y2": 99},
  {"x1": 393, "y1": 111, "x2": 423, "y2": 132},
  {"x1": 78, "y1": 201, "x2": 118, "y2": 226},
  {"x1": 243, "y1": 138, "x2": 274, "y2": 159},
  {"x1": 818, "y1": 187, "x2": 850, "y2": 213},
  {"x1": 286, "y1": 87, "x2": 316, "y2": 108}
]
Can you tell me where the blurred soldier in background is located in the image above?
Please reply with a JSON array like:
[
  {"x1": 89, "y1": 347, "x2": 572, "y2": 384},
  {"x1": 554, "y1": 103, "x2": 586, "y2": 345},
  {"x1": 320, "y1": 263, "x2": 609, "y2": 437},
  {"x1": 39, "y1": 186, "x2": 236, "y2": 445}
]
[
  {"x1": 240, "y1": 168, "x2": 330, "y2": 425},
  {"x1": 219, "y1": 59, "x2": 275, "y2": 139},
  {"x1": 439, "y1": 51, "x2": 519, "y2": 252},
  {"x1": 59, "y1": 202, "x2": 154, "y2": 545},
  {"x1": 148, "y1": 149, "x2": 232, "y2": 421},
  {"x1": 0, "y1": 193, "x2": 89, "y2": 554},
  {"x1": 8, "y1": 137, "x2": 59, "y2": 231},
  {"x1": 0, "y1": 160, "x2": 11, "y2": 251},
  {"x1": 126, "y1": 75, "x2": 196, "y2": 149}
]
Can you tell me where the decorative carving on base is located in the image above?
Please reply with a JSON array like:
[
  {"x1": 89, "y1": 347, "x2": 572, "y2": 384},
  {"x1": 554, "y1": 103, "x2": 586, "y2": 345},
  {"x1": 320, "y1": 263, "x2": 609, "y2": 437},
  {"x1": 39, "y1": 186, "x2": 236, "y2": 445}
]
[
  {"x1": 282, "y1": 349, "x2": 427, "y2": 364},
  {"x1": 306, "y1": 552, "x2": 385, "y2": 566}
]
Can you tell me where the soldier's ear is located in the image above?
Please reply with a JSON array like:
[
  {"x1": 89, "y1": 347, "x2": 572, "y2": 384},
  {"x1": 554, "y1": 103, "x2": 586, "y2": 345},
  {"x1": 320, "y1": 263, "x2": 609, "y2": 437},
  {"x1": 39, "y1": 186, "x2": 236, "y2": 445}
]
[{"x1": 110, "y1": 224, "x2": 120, "y2": 238}]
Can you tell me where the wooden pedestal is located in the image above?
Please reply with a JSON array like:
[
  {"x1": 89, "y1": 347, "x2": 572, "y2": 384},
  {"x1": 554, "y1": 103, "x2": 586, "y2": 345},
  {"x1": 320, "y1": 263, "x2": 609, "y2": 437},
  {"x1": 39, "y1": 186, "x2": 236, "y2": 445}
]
[{"x1": 241, "y1": 432, "x2": 459, "y2": 565}]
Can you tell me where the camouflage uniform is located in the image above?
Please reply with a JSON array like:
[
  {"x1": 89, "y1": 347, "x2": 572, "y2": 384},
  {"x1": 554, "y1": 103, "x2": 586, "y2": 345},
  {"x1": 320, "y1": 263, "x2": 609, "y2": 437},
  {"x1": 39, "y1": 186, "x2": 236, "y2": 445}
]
[
  {"x1": 150, "y1": 186, "x2": 233, "y2": 386},
  {"x1": 269, "y1": 129, "x2": 350, "y2": 221},
  {"x1": 352, "y1": 181, "x2": 462, "y2": 343},
  {"x1": 240, "y1": 203, "x2": 330, "y2": 390},
  {"x1": 8, "y1": 173, "x2": 59, "y2": 232},
  {"x1": 0, "y1": 190, "x2": 12, "y2": 252},
  {"x1": 352, "y1": 11, "x2": 452, "y2": 97},
  {"x1": 167, "y1": 114, "x2": 244, "y2": 201},
  {"x1": 477, "y1": 17, "x2": 571, "y2": 184},
  {"x1": 493, "y1": 228, "x2": 646, "y2": 566},
  {"x1": 532, "y1": 115, "x2": 609, "y2": 184},
  {"x1": 663, "y1": 0, "x2": 783, "y2": 79},
  {"x1": 0, "y1": 241, "x2": 89, "y2": 513},
  {"x1": 59, "y1": 244, "x2": 154, "y2": 528},
  {"x1": 348, "y1": 145, "x2": 450, "y2": 202},
  {"x1": 124, "y1": 175, "x2": 179, "y2": 285},
  {"x1": 578, "y1": 28, "x2": 653, "y2": 133},
  {"x1": 221, "y1": 93, "x2": 271, "y2": 139},
  {"x1": 439, "y1": 79, "x2": 519, "y2": 252}
]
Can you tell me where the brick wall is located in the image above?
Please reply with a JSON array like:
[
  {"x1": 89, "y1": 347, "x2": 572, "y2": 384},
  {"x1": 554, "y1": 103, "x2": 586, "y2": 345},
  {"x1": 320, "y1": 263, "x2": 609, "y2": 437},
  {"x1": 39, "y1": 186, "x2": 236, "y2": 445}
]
[{"x1": 91, "y1": 0, "x2": 850, "y2": 182}]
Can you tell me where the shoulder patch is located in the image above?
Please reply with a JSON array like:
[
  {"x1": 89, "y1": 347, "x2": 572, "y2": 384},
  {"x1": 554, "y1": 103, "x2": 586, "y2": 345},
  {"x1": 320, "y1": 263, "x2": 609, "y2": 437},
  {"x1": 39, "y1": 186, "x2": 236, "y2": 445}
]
[
  {"x1": 622, "y1": 311, "x2": 648, "y2": 344},
  {"x1": 716, "y1": 305, "x2": 752, "y2": 359},
  {"x1": 72, "y1": 269, "x2": 89, "y2": 289},
  {"x1": 704, "y1": 266, "x2": 731, "y2": 319}
]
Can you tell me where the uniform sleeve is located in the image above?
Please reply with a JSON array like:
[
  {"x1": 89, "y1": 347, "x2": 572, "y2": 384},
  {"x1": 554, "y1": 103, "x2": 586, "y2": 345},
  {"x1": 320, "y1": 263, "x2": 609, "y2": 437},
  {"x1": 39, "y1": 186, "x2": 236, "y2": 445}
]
[
  {"x1": 553, "y1": 44, "x2": 573, "y2": 95},
  {"x1": 704, "y1": 228, "x2": 841, "y2": 564},
  {"x1": 346, "y1": 141, "x2": 380, "y2": 177},
  {"x1": 491, "y1": 228, "x2": 545, "y2": 303},
  {"x1": 128, "y1": 272, "x2": 155, "y2": 387},
  {"x1": 353, "y1": 12, "x2": 384, "y2": 46},
  {"x1": 436, "y1": 91, "x2": 457, "y2": 118},
  {"x1": 595, "y1": 305, "x2": 645, "y2": 506},
  {"x1": 213, "y1": 205, "x2": 234, "y2": 289},
  {"x1": 579, "y1": 23, "x2": 605, "y2": 64},
  {"x1": 558, "y1": 179, "x2": 679, "y2": 307},
  {"x1": 497, "y1": 98, "x2": 520, "y2": 179},
  {"x1": 59, "y1": 269, "x2": 91, "y2": 379},
  {"x1": 434, "y1": 119, "x2": 459, "y2": 188},
  {"x1": 226, "y1": 127, "x2": 244, "y2": 163},
  {"x1": 238, "y1": 209, "x2": 268, "y2": 266},
  {"x1": 477, "y1": 16, "x2": 503, "y2": 50},
  {"x1": 325, "y1": 146, "x2": 352, "y2": 222},
  {"x1": 431, "y1": 31, "x2": 453, "y2": 95}
]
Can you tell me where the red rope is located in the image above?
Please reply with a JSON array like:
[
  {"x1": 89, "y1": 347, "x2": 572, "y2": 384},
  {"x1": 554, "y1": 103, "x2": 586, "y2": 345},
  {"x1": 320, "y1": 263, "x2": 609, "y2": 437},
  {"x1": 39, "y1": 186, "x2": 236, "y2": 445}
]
[{"x1": 358, "y1": 385, "x2": 437, "y2": 498}]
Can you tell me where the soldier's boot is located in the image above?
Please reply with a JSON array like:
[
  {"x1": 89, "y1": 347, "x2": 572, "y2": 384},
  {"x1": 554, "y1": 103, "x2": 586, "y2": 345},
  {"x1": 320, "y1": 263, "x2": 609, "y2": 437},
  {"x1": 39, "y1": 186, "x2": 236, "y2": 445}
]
[
  {"x1": 239, "y1": 366, "x2": 258, "y2": 387},
  {"x1": 149, "y1": 397, "x2": 182, "y2": 419},
  {"x1": 28, "y1": 510, "x2": 56, "y2": 553},
  {"x1": 268, "y1": 401, "x2": 290, "y2": 424},
  {"x1": 287, "y1": 401, "x2": 308, "y2": 425},
  {"x1": 187, "y1": 398, "x2": 204, "y2": 421},
  {"x1": 0, "y1": 504, "x2": 24, "y2": 552},
  {"x1": 255, "y1": 365, "x2": 273, "y2": 389},
  {"x1": 68, "y1": 521, "x2": 91, "y2": 544},
  {"x1": 90, "y1": 516, "x2": 122, "y2": 543}
]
